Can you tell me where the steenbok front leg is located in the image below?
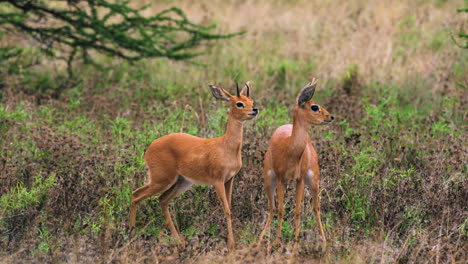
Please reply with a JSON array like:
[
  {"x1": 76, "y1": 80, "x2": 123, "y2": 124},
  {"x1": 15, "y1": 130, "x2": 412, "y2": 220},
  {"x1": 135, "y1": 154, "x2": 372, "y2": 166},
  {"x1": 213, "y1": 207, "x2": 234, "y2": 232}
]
[
  {"x1": 306, "y1": 174, "x2": 326, "y2": 245},
  {"x1": 294, "y1": 179, "x2": 305, "y2": 243},
  {"x1": 214, "y1": 182, "x2": 235, "y2": 251},
  {"x1": 224, "y1": 177, "x2": 234, "y2": 207},
  {"x1": 312, "y1": 184, "x2": 326, "y2": 245}
]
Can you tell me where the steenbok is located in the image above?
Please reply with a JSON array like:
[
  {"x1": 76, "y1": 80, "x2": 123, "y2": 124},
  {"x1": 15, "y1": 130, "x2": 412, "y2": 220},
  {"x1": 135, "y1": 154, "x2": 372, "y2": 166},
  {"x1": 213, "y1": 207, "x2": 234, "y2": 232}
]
[
  {"x1": 130, "y1": 82, "x2": 258, "y2": 251},
  {"x1": 258, "y1": 79, "x2": 333, "y2": 247}
]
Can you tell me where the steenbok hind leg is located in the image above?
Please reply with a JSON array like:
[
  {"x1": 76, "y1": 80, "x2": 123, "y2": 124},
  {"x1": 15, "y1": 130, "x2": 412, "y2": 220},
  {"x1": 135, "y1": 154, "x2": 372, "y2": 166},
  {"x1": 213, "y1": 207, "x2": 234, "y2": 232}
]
[
  {"x1": 130, "y1": 184, "x2": 149, "y2": 229},
  {"x1": 257, "y1": 170, "x2": 276, "y2": 246},
  {"x1": 130, "y1": 181, "x2": 174, "y2": 230},
  {"x1": 159, "y1": 176, "x2": 192, "y2": 247}
]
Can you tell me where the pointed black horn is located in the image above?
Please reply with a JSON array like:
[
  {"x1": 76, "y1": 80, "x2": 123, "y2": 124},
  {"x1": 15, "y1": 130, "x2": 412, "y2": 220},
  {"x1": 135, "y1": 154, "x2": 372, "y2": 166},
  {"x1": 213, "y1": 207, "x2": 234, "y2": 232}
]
[
  {"x1": 236, "y1": 82, "x2": 240, "y2": 97},
  {"x1": 245, "y1": 81, "x2": 250, "y2": 97}
]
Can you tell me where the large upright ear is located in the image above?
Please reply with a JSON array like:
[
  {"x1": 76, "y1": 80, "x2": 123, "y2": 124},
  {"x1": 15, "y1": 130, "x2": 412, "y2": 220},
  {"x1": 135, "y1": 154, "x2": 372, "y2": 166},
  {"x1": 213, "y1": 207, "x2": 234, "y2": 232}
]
[
  {"x1": 241, "y1": 81, "x2": 251, "y2": 97},
  {"x1": 297, "y1": 79, "x2": 318, "y2": 107},
  {"x1": 209, "y1": 85, "x2": 232, "y2": 101}
]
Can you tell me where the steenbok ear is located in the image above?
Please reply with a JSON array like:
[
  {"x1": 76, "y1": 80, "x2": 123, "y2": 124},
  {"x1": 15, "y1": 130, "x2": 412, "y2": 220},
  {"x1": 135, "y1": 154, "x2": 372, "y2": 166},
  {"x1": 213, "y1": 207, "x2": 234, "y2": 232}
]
[
  {"x1": 241, "y1": 81, "x2": 251, "y2": 97},
  {"x1": 297, "y1": 79, "x2": 318, "y2": 107},
  {"x1": 209, "y1": 85, "x2": 232, "y2": 101}
]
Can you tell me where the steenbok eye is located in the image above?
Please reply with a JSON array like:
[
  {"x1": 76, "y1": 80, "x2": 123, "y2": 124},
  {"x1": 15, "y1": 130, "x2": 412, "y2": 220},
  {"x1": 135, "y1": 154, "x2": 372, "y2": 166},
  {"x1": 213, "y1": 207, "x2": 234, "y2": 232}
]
[
  {"x1": 236, "y1": 102, "x2": 244, "y2": 108},
  {"x1": 311, "y1": 105, "x2": 320, "y2": 112}
]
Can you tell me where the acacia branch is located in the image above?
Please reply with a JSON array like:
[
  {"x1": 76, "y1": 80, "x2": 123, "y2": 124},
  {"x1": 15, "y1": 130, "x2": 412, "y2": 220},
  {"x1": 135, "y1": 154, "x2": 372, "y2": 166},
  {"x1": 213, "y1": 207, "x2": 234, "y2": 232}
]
[{"x1": 0, "y1": 0, "x2": 244, "y2": 77}]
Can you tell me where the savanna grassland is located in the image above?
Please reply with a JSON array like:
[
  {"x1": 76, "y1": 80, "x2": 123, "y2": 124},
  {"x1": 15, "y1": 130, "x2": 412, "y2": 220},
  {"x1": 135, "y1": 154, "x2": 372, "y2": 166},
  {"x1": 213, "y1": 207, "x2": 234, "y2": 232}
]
[{"x1": 0, "y1": 0, "x2": 467, "y2": 263}]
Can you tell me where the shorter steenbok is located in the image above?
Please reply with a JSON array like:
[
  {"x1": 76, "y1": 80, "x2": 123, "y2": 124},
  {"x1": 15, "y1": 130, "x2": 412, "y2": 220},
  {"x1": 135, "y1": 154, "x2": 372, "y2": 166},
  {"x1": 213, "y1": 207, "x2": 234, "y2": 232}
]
[
  {"x1": 130, "y1": 83, "x2": 258, "y2": 251},
  {"x1": 257, "y1": 79, "x2": 333, "y2": 247}
]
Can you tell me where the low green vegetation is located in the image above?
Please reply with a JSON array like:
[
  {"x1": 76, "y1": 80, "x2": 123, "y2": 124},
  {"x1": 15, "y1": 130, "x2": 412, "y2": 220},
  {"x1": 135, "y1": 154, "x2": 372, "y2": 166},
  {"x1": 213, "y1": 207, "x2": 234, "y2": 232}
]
[{"x1": 0, "y1": 0, "x2": 466, "y2": 263}]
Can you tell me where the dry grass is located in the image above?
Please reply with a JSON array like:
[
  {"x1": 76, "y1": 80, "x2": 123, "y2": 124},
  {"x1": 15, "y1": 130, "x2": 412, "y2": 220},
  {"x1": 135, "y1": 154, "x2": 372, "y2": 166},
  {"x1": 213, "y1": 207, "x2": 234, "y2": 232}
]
[
  {"x1": 0, "y1": 0, "x2": 466, "y2": 263},
  {"x1": 134, "y1": 0, "x2": 466, "y2": 88}
]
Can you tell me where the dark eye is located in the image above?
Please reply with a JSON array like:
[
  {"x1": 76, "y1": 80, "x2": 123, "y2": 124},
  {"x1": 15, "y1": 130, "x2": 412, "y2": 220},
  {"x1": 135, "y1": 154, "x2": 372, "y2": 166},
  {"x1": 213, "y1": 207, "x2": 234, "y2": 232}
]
[
  {"x1": 236, "y1": 102, "x2": 244, "y2": 108},
  {"x1": 311, "y1": 105, "x2": 320, "y2": 112}
]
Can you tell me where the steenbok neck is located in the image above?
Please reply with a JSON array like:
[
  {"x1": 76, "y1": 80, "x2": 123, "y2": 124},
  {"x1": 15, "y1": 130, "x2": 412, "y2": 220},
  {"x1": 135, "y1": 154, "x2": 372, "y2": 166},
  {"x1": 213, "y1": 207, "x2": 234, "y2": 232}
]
[
  {"x1": 222, "y1": 115, "x2": 244, "y2": 152},
  {"x1": 289, "y1": 110, "x2": 310, "y2": 160}
]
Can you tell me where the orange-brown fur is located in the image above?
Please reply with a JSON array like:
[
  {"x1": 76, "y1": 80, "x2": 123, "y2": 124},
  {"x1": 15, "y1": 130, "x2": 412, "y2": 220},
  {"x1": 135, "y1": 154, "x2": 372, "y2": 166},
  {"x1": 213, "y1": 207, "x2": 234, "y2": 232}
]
[
  {"x1": 130, "y1": 83, "x2": 258, "y2": 251},
  {"x1": 258, "y1": 80, "x2": 333, "y2": 247}
]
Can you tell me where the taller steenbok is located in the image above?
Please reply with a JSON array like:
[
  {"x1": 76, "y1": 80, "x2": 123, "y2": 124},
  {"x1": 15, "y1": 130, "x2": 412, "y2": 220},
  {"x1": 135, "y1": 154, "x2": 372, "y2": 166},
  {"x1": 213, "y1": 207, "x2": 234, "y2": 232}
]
[
  {"x1": 130, "y1": 83, "x2": 258, "y2": 251},
  {"x1": 257, "y1": 79, "x2": 333, "y2": 247}
]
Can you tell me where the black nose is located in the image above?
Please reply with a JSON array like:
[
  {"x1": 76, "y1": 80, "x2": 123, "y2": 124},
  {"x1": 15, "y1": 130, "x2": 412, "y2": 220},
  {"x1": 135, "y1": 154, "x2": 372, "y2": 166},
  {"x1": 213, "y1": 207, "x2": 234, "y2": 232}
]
[
  {"x1": 253, "y1": 108, "x2": 258, "y2": 114},
  {"x1": 331, "y1": 115, "x2": 334, "y2": 120}
]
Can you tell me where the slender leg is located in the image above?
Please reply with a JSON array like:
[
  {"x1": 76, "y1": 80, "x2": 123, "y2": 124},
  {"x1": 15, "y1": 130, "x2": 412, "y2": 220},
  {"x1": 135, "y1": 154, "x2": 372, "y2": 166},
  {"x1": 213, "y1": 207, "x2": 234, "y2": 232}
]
[
  {"x1": 273, "y1": 180, "x2": 285, "y2": 246},
  {"x1": 159, "y1": 177, "x2": 193, "y2": 247},
  {"x1": 294, "y1": 179, "x2": 305, "y2": 243},
  {"x1": 306, "y1": 170, "x2": 326, "y2": 245},
  {"x1": 312, "y1": 183, "x2": 326, "y2": 245},
  {"x1": 130, "y1": 182, "x2": 167, "y2": 231},
  {"x1": 224, "y1": 177, "x2": 234, "y2": 208},
  {"x1": 214, "y1": 182, "x2": 235, "y2": 251},
  {"x1": 257, "y1": 170, "x2": 276, "y2": 246}
]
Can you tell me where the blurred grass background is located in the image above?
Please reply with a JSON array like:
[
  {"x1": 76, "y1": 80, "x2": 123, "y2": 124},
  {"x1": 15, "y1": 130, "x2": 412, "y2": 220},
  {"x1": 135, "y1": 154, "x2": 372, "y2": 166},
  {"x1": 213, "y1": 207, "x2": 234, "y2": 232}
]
[{"x1": 0, "y1": 0, "x2": 466, "y2": 263}]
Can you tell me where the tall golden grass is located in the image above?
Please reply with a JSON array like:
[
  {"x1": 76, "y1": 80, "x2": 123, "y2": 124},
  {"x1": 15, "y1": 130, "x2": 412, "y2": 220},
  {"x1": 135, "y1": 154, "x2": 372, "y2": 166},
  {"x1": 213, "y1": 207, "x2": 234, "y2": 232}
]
[{"x1": 134, "y1": 0, "x2": 465, "y2": 89}]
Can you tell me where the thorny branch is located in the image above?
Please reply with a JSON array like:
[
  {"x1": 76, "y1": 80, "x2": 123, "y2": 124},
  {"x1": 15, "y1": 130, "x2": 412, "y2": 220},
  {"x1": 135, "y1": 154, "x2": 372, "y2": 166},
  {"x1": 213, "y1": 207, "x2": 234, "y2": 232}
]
[{"x1": 0, "y1": 0, "x2": 243, "y2": 77}]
